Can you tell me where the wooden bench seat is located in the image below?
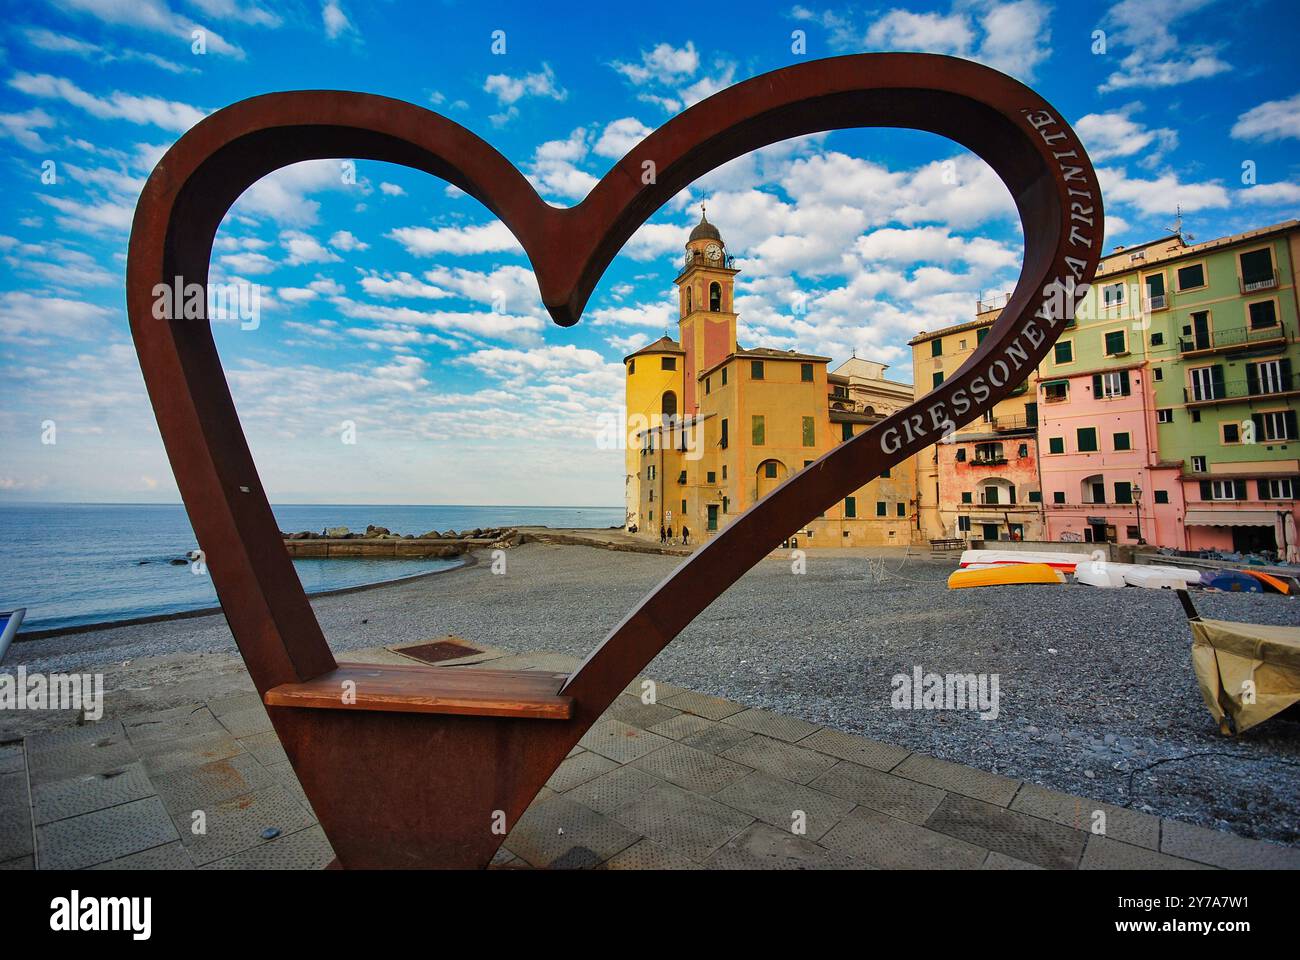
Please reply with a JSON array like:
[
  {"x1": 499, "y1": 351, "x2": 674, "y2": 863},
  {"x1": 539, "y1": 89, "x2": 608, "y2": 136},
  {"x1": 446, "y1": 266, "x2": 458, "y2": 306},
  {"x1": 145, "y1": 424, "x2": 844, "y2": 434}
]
[{"x1": 264, "y1": 663, "x2": 574, "y2": 720}]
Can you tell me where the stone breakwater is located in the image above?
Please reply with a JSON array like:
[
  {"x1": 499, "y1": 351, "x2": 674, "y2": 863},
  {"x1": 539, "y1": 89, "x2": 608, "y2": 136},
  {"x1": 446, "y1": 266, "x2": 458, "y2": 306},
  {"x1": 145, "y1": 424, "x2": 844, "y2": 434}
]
[{"x1": 280, "y1": 524, "x2": 521, "y2": 558}]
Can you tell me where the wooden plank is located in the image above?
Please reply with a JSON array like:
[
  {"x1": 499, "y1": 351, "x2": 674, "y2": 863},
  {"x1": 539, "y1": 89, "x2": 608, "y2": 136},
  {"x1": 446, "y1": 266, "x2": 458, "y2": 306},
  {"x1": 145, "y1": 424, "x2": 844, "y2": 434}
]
[{"x1": 264, "y1": 663, "x2": 574, "y2": 720}]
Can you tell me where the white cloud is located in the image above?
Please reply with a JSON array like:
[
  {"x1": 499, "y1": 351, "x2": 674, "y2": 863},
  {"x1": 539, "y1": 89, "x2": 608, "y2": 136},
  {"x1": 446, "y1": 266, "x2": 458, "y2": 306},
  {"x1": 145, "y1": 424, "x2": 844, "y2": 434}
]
[
  {"x1": 0, "y1": 292, "x2": 114, "y2": 344},
  {"x1": 526, "y1": 128, "x2": 599, "y2": 201},
  {"x1": 593, "y1": 117, "x2": 653, "y2": 159},
  {"x1": 379, "y1": 181, "x2": 406, "y2": 196},
  {"x1": 610, "y1": 42, "x2": 699, "y2": 85},
  {"x1": 282, "y1": 230, "x2": 341, "y2": 265},
  {"x1": 9, "y1": 72, "x2": 206, "y2": 131},
  {"x1": 1097, "y1": 0, "x2": 1230, "y2": 93},
  {"x1": 328, "y1": 230, "x2": 369, "y2": 252},
  {"x1": 37, "y1": 194, "x2": 135, "y2": 232},
  {"x1": 483, "y1": 64, "x2": 566, "y2": 106},
  {"x1": 49, "y1": 0, "x2": 245, "y2": 58},
  {"x1": 387, "y1": 220, "x2": 523, "y2": 256},
  {"x1": 0, "y1": 108, "x2": 57, "y2": 151},
  {"x1": 322, "y1": 0, "x2": 355, "y2": 40},
  {"x1": 1098, "y1": 166, "x2": 1230, "y2": 217},
  {"x1": 1231, "y1": 92, "x2": 1300, "y2": 143},
  {"x1": 1074, "y1": 106, "x2": 1179, "y2": 162}
]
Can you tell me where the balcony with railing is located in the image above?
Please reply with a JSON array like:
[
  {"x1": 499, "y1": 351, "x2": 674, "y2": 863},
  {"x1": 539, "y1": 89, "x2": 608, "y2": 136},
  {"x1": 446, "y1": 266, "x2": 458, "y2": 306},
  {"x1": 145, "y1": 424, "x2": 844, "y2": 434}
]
[
  {"x1": 1241, "y1": 269, "x2": 1279, "y2": 294},
  {"x1": 1178, "y1": 322, "x2": 1288, "y2": 356},
  {"x1": 956, "y1": 495, "x2": 1036, "y2": 510},
  {"x1": 1044, "y1": 501, "x2": 1138, "y2": 513},
  {"x1": 984, "y1": 414, "x2": 1037, "y2": 433},
  {"x1": 1184, "y1": 370, "x2": 1300, "y2": 407}
]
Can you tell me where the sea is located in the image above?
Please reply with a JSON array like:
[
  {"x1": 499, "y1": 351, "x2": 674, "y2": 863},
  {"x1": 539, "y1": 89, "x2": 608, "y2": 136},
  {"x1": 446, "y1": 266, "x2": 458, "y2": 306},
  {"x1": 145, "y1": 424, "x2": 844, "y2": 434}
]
[{"x1": 0, "y1": 503, "x2": 622, "y2": 633}]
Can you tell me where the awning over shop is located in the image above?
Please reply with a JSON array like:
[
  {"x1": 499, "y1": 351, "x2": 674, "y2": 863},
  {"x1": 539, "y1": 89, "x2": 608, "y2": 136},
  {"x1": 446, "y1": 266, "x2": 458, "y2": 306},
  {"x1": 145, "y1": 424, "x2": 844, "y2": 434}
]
[
  {"x1": 1184, "y1": 509, "x2": 1279, "y2": 527},
  {"x1": 1039, "y1": 379, "x2": 1067, "y2": 389}
]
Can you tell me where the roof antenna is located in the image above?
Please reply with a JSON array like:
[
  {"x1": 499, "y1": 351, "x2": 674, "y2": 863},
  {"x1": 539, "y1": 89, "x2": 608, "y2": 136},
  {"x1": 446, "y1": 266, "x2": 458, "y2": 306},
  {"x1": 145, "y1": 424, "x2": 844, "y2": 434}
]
[{"x1": 1168, "y1": 205, "x2": 1195, "y2": 243}]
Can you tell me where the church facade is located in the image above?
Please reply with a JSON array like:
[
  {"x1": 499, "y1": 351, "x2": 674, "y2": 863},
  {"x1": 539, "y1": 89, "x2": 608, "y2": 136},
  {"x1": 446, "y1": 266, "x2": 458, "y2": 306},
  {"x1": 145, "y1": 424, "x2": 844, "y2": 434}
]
[{"x1": 623, "y1": 211, "x2": 919, "y2": 547}]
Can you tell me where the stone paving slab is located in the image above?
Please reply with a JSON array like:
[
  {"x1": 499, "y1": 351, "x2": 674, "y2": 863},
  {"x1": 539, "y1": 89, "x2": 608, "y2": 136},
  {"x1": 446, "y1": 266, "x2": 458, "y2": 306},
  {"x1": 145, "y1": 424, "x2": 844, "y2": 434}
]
[
  {"x1": 610, "y1": 781, "x2": 754, "y2": 862},
  {"x1": 124, "y1": 705, "x2": 225, "y2": 745},
  {"x1": 177, "y1": 783, "x2": 316, "y2": 866},
  {"x1": 924, "y1": 794, "x2": 1087, "y2": 871},
  {"x1": 646, "y1": 712, "x2": 714, "y2": 741},
  {"x1": 37, "y1": 796, "x2": 179, "y2": 870},
  {"x1": 151, "y1": 752, "x2": 279, "y2": 819},
  {"x1": 1080, "y1": 835, "x2": 1212, "y2": 871},
  {"x1": 722, "y1": 734, "x2": 838, "y2": 785},
  {"x1": 630, "y1": 741, "x2": 752, "y2": 794},
  {"x1": 821, "y1": 804, "x2": 989, "y2": 870},
  {"x1": 0, "y1": 742, "x2": 26, "y2": 775},
  {"x1": 503, "y1": 794, "x2": 639, "y2": 869},
  {"x1": 982, "y1": 851, "x2": 1043, "y2": 870},
  {"x1": 579, "y1": 719, "x2": 671, "y2": 764},
  {"x1": 678, "y1": 720, "x2": 755, "y2": 755},
  {"x1": 0, "y1": 771, "x2": 33, "y2": 862},
  {"x1": 660, "y1": 690, "x2": 747, "y2": 721},
  {"x1": 599, "y1": 838, "x2": 700, "y2": 870},
  {"x1": 135, "y1": 730, "x2": 243, "y2": 777},
  {"x1": 546, "y1": 751, "x2": 620, "y2": 792},
  {"x1": 1011, "y1": 783, "x2": 1160, "y2": 850},
  {"x1": 1159, "y1": 817, "x2": 1300, "y2": 870},
  {"x1": 703, "y1": 821, "x2": 858, "y2": 870},
  {"x1": 27, "y1": 728, "x2": 139, "y2": 785},
  {"x1": 32, "y1": 761, "x2": 154, "y2": 825},
  {"x1": 722, "y1": 707, "x2": 821, "y2": 743},
  {"x1": 602, "y1": 694, "x2": 681, "y2": 730},
  {"x1": 237, "y1": 730, "x2": 289, "y2": 766},
  {"x1": 203, "y1": 825, "x2": 335, "y2": 870},
  {"x1": 89, "y1": 841, "x2": 196, "y2": 870},
  {"x1": 562, "y1": 765, "x2": 661, "y2": 816},
  {"x1": 799, "y1": 727, "x2": 910, "y2": 772},
  {"x1": 893, "y1": 754, "x2": 1021, "y2": 807},
  {"x1": 711, "y1": 770, "x2": 854, "y2": 842},
  {"x1": 215, "y1": 706, "x2": 274, "y2": 739},
  {"x1": 810, "y1": 760, "x2": 948, "y2": 824}
]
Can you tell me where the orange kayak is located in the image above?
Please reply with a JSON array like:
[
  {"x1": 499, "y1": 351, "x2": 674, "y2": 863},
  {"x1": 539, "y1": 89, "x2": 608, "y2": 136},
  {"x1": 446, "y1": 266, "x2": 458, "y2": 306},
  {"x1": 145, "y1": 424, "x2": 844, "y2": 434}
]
[
  {"x1": 948, "y1": 563, "x2": 1065, "y2": 589},
  {"x1": 1243, "y1": 570, "x2": 1292, "y2": 595}
]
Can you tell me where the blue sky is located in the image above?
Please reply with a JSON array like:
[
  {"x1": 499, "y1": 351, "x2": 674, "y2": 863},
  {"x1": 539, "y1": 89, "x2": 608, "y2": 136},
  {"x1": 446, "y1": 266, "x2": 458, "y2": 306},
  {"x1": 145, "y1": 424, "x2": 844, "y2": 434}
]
[{"x1": 0, "y1": 0, "x2": 1296, "y2": 505}]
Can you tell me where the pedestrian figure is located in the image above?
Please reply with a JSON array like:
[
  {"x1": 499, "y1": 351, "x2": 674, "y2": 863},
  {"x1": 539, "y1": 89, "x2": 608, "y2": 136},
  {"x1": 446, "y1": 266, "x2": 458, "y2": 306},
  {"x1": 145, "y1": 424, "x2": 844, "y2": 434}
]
[
  {"x1": 660, "y1": 525, "x2": 666, "y2": 544},
  {"x1": 666, "y1": 525, "x2": 674, "y2": 545},
  {"x1": 682, "y1": 525, "x2": 690, "y2": 545}
]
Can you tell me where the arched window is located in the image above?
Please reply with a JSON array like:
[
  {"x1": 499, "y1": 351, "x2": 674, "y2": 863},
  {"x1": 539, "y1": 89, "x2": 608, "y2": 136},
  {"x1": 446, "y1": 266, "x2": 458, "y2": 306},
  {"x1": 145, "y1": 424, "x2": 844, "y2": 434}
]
[
  {"x1": 661, "y1": 391, "x2": 677, "y2": 419},
  {"x1": 709, "y1": 282, "x2": 722, "y2": 312},
  {"x1": 685, "y1": 287, "x2": 692, "y2": 314}
]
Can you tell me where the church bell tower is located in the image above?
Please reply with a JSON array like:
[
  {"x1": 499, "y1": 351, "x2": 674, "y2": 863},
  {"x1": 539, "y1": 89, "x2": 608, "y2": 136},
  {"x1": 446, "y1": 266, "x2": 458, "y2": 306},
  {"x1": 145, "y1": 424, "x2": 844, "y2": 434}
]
[{"x1": 675, "y1": 206, "x2": 738, "y2": 413}]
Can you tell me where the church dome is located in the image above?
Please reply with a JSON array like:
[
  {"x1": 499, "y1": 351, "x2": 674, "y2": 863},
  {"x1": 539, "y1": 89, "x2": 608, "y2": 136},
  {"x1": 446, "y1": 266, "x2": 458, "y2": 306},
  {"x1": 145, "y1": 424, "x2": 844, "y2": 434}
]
[{"x1": 688, "y1": 209, "x2": 722, "y2": 245}]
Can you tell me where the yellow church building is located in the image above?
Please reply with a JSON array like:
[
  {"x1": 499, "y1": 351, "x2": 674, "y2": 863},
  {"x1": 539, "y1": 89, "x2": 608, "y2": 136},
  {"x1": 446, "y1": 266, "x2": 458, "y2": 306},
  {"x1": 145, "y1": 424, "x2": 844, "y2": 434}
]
[{"x1": 624, "y1": 210, "x2": 919, "y2": 547}]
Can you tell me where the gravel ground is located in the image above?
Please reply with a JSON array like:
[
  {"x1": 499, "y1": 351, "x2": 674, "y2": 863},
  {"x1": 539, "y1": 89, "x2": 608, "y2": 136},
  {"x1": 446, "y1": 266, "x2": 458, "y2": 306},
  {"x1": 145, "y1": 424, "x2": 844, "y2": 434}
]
[{"x1": 9, "y1": 541, "x2": 1300, "y2": 845}]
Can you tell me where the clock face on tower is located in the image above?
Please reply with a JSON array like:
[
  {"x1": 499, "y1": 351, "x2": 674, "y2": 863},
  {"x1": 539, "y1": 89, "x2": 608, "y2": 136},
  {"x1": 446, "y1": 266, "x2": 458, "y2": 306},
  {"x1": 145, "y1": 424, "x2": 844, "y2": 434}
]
[{"x1": 705, "y1": 243, "x2": 722, "y2": 261}]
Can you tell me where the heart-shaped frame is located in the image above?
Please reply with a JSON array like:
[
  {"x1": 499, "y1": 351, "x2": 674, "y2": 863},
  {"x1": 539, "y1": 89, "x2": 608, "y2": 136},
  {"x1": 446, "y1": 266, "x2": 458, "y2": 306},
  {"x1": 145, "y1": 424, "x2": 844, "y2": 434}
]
[{"x1": 127, "y1": 53, "x2": 1101, "y2": 867}]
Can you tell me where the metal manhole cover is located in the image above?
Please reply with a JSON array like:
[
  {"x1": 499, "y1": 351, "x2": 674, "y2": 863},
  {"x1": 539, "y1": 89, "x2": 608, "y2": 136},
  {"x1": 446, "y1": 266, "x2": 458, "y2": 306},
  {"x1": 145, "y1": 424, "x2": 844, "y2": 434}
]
[{"x1": 396, "y1": 639, "x2": 484, "y2": 664}]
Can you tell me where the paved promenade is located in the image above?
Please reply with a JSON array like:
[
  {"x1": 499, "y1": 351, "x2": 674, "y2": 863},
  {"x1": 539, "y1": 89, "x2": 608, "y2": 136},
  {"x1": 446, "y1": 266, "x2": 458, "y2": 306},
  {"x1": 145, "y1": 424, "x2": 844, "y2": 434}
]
[{"x1": 3, "y1": 642, "x2": 1297, "y2": 870}]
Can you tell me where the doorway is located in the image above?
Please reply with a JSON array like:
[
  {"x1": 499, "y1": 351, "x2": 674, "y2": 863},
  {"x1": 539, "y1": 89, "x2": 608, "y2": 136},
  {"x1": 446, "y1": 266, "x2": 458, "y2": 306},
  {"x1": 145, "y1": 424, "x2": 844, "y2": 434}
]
[
  {"x1": 1231, "y1": 525, "x2": 1275, "y2": 554},
  {"x1": 706, "y1": 504, "x2": 719, "y2": 532}
]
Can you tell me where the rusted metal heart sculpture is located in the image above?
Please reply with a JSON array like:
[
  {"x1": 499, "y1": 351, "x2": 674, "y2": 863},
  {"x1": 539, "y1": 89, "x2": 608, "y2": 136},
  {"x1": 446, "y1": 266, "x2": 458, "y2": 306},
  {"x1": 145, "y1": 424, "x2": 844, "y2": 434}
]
[{"x1": 126, "y1": 53, "x2": 1101, "y2": 868}]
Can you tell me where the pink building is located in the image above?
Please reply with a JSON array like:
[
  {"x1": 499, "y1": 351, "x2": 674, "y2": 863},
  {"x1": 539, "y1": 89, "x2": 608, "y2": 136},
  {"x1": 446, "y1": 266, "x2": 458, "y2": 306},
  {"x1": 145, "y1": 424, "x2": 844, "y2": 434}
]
[{"x1": 1038, "y1": 364, "x2": 1186, "y2": 546}]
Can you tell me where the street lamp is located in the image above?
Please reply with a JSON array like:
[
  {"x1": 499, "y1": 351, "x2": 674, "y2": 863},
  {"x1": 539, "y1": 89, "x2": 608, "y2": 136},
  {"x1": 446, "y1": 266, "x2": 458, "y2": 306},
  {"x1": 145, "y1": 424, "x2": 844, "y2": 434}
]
[{"x1": 1132, "y1": 482, "x2": 1146, "y2": 545}]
